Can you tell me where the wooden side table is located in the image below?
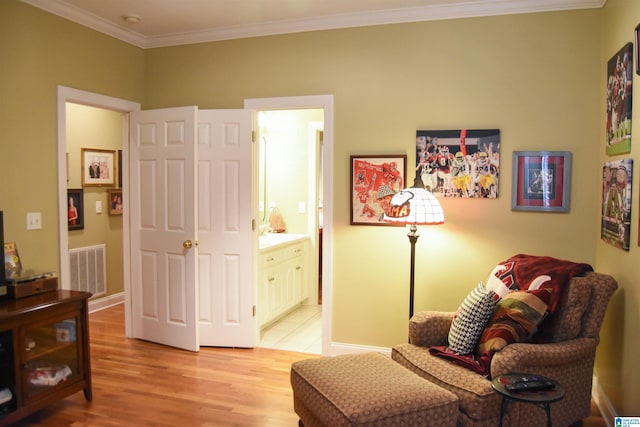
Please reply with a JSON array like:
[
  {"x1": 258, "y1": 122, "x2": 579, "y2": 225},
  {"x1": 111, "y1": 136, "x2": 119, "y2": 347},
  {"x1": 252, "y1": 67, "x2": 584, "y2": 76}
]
[{"x1": 491, "y1": 373, "x2": 565, "y2": 427}]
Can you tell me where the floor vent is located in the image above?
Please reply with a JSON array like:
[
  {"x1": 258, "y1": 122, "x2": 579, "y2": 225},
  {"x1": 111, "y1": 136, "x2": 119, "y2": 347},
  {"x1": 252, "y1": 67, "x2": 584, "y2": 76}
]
[{"x1": 69, "y1": 244, "x2": 106, "y2": 297}]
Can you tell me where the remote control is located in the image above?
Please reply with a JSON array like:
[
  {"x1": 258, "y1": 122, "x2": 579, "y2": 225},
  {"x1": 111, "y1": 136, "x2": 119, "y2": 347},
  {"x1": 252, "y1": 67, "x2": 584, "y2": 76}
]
[{"x1": 505, "y1": 376, "x2": 555, "y2": 392}]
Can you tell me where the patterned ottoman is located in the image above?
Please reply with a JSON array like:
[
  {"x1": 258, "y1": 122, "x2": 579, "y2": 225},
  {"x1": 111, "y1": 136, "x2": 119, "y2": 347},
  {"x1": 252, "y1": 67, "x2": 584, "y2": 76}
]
[{"x1": 290, "y1": 352, "x2": 459, "y2": 427}]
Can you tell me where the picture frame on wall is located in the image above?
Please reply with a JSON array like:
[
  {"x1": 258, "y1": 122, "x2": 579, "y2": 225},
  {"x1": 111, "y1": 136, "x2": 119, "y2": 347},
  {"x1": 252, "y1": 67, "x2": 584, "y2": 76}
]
[
  {"x1": 350, "y1": 154, "x2": 407, "y2": 225},
  {"x1": 108, "y1": 190, "x2": 123, "y2": 216},
  {"x1": 636, "y1": 23, "x2": 640, "y2": 75},
  {"x1": 511, "y1": 151, "x2": 571, "y2": 212},
  {"x1": 67, "y1": 189, "x2": 84, "y2": 230},
  {"x1": 605, "y1": 42, "x2": 633, "y2": 155},
  {"x1": 81, "y1": 148, "x2": 116, "y2": 187},
  {"x1": 602, "y1": 158, "x2": 633, "y2": 251},
  {"x1": 416, "y1": 129, "x2": 500, "y2": 198}
]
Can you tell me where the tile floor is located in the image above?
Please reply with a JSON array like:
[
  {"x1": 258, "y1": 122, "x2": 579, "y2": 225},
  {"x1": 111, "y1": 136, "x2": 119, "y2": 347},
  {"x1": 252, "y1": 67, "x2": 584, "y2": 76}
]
[{"x1": 259, "y1": 304, "x2": 322, "y2": 354}]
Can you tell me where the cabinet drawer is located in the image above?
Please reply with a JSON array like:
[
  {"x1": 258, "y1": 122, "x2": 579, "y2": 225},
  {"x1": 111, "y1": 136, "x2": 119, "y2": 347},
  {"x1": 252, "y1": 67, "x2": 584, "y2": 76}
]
[
  {"x1": 283, "y1": 243, "x2": 306, "y2": 259},
  {"x1": 259, "y1": 249, "x2": 283, "y2": 267}
]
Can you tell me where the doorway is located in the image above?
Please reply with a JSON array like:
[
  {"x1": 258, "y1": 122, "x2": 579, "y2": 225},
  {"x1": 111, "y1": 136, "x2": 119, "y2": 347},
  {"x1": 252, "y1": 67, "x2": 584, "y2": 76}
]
[
  {"x1": 57, "y1": 88, "x2": 333, "y2": 353},
  {"x1": 256, "y1": 109, "x2": 323, "y2": 353},
  {"x1": 56, "y1": 86, "x2": 139, "y2": 318},
  {"x1": 245, "y1": 95, "x2": 333, "y2": 356}
]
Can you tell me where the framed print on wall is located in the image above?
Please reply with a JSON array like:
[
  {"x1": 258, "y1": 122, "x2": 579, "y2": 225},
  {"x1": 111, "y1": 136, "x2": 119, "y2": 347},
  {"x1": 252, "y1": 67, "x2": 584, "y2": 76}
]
[
  {"x1": 109, "y1": 190, "x2": 123, "y2": 216},
  {"x1": 602, "y1": 158, "x2": 633, "y2": 251},
  {"x1": 81, "y1": 148, "x2": 116, "y2": 187},
  {"x1": 416, "y1": 129, "x2": 500, "y2": 198},
  {"x1": 605, "y1": 42, "x2": 633, "y2": 155},
  {"x1": 67, "y1": 189, "x2": 84, "y2": 230},
  {"x1": 511, "y1": 151, "x2": 571, "y2": 212},
  {"x1": 350, "y1": 154, "x2": 407, "y2": 225}
]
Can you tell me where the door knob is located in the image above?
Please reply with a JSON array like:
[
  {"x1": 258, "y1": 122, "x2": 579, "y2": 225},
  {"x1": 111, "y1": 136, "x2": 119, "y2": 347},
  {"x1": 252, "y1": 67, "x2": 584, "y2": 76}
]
[{"x1": 183, "y1": 240, "x2": 193, "y2": 249}]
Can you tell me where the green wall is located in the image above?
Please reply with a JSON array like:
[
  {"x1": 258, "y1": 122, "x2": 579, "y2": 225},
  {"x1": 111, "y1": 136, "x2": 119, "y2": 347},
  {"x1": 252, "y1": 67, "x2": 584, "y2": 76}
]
[
  {"x1": 596, "y1": 0, "x2": 640, "y2": 416},
  {"x1": 143, "y1": 11, "x2": 602, "y2": 342},
  {"x1": 2, "y1": 0, "x2": 638, "y2": 416},
  {"x1": 0, "y1": 1, "x2": 144, "y2": 273}
]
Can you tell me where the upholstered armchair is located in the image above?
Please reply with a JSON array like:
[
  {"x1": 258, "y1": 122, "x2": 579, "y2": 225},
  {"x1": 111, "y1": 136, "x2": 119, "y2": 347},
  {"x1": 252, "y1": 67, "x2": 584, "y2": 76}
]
[{"x1": 392, "y1": 272, "x2": 617, "y2": 427}]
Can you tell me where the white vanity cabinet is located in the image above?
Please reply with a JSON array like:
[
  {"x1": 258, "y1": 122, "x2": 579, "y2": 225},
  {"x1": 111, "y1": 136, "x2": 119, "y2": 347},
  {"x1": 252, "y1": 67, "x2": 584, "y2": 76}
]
[{"x1": 258, "y1": 237, "x2": 310, "y2": 328}]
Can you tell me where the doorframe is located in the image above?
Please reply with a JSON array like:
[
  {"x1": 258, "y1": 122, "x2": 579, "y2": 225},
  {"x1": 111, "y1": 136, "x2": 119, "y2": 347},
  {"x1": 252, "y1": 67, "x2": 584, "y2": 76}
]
[
  {"x1": 244, "y1": 95, "x2": 334, "y2": 356},
  {"x1": 56, "y1": 86, "x2": 139, "y2": 332}
]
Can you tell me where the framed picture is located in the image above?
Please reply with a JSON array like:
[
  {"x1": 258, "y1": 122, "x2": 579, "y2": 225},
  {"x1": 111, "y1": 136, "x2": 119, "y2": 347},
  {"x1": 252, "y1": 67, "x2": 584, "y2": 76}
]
[
  {"x1": 109, "y1": 190, "x2": 123, "y2": 216},
  {"x1": 416, "y1": 129, "x2": 500, "y2": 198},
  {"x1": 636, "y1": 23, "x2": 640, "y2": 75},
  {"x1": 602, "y1": 159, "x2": 633, "y2": 251},
  {"x1": 605, "y1": 42, "x2": 633, "y2": 155},
  {"x1": 67, "y1": 189, "x2": 84, "y2": 230},
  {"x1": 511, "y1": 151, "x2": 571, "y2": 212},
  {"x1": 350, "y1": 154, "x2": 407, "y2": 225},
  {"x1": 81, "y1": 148, "x2": 116, "y2": 187}
]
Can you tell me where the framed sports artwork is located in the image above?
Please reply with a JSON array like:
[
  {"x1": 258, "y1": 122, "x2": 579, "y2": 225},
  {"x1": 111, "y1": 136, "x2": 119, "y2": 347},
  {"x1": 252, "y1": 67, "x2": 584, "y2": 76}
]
[
  {"x1": 350, "y1": 154, "x2": 407, "y2": 225},
  {"x1": 415, "y1": 129, "x2": 500, "y2": 198},
  {"x1": 602, "y1": 158, "x2": 633, "y2": 251},
  {"x1": 511, "y1": 151, "x2": 571, "y2": 213},
  {"x1": 605, "y1": 42, "x2": 633, "y2": 155}
]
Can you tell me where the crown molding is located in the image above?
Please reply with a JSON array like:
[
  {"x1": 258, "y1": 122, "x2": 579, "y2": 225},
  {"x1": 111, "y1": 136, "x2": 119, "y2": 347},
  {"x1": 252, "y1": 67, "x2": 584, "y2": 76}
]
[{"x1": 21, "y1": 0, "x2": 606, "y2": 49}]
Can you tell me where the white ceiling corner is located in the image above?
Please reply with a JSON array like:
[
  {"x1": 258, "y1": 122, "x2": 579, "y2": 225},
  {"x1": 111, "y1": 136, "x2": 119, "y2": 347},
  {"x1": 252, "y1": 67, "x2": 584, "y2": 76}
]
[{"x1": 20, "y1": 0, "x2": 606, "y2": 49}]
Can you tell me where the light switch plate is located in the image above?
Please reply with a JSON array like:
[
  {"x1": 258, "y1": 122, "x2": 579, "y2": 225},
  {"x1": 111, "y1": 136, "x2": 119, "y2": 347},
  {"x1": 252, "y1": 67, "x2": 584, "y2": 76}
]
[
  {"x1": 96, "y1": 201, "x2": 102, "y2": 213},
  {"x1": 26, "y1": 212, "x2": 42, "y2": 230}
]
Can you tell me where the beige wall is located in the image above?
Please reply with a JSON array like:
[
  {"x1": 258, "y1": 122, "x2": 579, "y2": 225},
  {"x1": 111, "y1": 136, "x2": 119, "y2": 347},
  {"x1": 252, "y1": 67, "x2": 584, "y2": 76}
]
[
  {"x1": 144, "y1": 11, "x2": 602, "y2": 338},
  {"x1": 66, "y1": 103, "x2": 124, "y2": 296},
  {"x1": 2, "y1": 0, "x2": 638, "y2": 416},
  {"x1": 0, "y1": 1, "x2": 144, "y2": 274},
  {"x1": 596, "y1": 0, "x2": 640, "y2": 416}
]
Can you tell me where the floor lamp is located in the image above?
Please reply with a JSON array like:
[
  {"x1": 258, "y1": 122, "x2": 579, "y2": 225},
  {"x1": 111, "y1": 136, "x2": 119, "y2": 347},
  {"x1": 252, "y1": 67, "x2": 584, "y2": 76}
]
[{"x1": 384, "y1": 177, "x2": 444, "y2": 319}]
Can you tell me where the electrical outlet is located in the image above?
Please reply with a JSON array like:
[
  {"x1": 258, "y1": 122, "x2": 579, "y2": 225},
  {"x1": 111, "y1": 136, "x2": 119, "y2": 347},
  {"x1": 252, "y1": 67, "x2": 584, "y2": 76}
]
[
  {"x1": 26, "y1": 212, "x2": 42, "y2": 230},
  {"x1": 298, "y1": 202, "x2": 306, "y2": 213}
]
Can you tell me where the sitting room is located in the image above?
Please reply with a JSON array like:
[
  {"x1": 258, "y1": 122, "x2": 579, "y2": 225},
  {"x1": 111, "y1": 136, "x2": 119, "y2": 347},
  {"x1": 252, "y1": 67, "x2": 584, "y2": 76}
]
[{"x1": 1, "y1": 0, "x2": 638, "y2": 425}]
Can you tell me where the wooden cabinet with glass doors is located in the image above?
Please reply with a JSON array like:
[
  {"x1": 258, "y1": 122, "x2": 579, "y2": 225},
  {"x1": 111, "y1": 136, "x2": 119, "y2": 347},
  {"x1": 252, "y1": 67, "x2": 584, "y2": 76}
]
[{"x1": 0, "y1": 290, "x2": 92, "y2": 426}]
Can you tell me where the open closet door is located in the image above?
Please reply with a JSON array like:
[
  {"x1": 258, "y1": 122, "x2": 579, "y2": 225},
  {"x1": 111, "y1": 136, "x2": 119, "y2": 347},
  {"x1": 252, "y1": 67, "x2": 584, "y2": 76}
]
[
  {"x1": 197, "y1": 110, "x2": 256, "y2": 347},
  {"x1": 129, "y1": 106, "x2": 199, "y2": 352}
]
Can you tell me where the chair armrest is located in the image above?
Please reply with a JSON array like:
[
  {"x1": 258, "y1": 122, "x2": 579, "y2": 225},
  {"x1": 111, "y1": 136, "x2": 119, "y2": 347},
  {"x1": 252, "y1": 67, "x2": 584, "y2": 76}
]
[
  {"x1": 490, "y1": 338, "x2": 598, "y2": 378},
  {"x1": 408, "y1": 311, "x2": 455, "y2": 347}
]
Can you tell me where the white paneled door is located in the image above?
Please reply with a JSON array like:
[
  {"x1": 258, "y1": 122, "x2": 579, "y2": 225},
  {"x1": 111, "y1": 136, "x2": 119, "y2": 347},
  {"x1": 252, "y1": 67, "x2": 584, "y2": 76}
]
[
  {"x1": 129, "y1": 107, "x2": 255, "y2": 351},
  {"x1": 197, "y1": 110, "x2": 255, "y2": 347},
  {"x1": 129, "y1": 106, "x2": 199, "y2": 352}
]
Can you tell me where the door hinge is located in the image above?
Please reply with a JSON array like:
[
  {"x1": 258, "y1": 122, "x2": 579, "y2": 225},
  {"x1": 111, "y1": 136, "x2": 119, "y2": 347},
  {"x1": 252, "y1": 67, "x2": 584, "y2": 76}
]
[
  {"x1": 252, "y1": 130, "x2": 256, "y2": 143},
  {"x1": 252, "y1": 219, "x2": 256, "y2": 230},
  {"x1": 252, "y1": 305, "x2": 256, "y2": 317}
]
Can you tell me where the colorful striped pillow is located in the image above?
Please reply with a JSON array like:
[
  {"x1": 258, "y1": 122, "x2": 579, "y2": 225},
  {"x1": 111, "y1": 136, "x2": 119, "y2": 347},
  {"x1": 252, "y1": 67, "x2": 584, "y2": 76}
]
[{"x1": 475, "y1": 288, "x2": 551, "y2": 355}]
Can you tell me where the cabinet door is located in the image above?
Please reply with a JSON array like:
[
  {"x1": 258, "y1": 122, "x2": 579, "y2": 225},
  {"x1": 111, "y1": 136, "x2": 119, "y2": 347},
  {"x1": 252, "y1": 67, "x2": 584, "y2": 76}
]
[{"x1": 19, "y1": 308, "x2": 84, "y2": 403}]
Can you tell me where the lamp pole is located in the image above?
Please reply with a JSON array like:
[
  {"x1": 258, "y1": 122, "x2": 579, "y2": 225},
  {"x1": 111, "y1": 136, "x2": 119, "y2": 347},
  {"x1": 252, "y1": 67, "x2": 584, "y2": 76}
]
[{"x1": 408, "y1": 224, "x2": 419, "y2": 319}]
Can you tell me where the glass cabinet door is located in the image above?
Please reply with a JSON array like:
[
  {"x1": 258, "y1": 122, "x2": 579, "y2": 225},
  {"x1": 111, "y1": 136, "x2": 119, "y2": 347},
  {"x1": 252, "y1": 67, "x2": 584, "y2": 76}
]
[{"x1": 20, "y1": 314, "x2": 82, "y2": 401}]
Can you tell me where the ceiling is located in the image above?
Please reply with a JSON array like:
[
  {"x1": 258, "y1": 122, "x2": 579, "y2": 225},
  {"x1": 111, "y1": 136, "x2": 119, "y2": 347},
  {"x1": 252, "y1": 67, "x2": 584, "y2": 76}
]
[{"x1": 21, "y1": 0, "x2": 605, "y2": 49}]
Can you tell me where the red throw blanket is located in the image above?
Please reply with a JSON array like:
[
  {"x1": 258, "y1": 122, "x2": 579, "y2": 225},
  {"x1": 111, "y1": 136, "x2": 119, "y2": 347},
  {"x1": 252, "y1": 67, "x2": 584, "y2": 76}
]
[
  {"x1": 485, "y1": 253, "x2": 593, "y2": 314},
  {"x1": 430, "y1": 254, "x2": 592, "y2": 376}
]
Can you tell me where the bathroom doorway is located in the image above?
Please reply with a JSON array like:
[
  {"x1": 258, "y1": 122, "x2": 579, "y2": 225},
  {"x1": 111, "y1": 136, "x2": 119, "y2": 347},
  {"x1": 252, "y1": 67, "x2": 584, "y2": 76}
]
[{"x1": 245, "y1": 95, "x2": 333, "y2": 356}]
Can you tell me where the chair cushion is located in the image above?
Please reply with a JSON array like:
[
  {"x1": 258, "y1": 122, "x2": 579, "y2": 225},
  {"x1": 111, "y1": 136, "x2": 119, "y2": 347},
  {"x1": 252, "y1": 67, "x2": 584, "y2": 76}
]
[
  {"x1": 448, "y1": 283, "x2": 497, "y2": 355},
  {"x1": 476, "y1": 288, "x2": 551, "y2": 354}
]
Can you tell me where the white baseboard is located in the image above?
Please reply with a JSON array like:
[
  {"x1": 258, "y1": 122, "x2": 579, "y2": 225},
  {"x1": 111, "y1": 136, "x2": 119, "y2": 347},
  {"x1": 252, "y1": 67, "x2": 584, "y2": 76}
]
[
  {"x1": 88, "y1": 292, "x2": 124, "y2": 313},
  {"x1": 592, "y1": 375, "x2": 615, "y2": 427},
  {"x1": 329, "y1": 342, "x2": 391, "y2": 357}
]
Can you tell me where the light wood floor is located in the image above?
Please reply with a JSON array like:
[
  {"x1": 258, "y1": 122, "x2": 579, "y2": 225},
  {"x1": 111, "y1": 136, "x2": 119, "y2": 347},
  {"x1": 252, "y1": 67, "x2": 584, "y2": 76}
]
[
  {"x1": 10, "y1": 303, "x2": 608, "y2": 427},
  {"x1": 12, "y1": 303, "x2": 319, "y2": 426}
]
